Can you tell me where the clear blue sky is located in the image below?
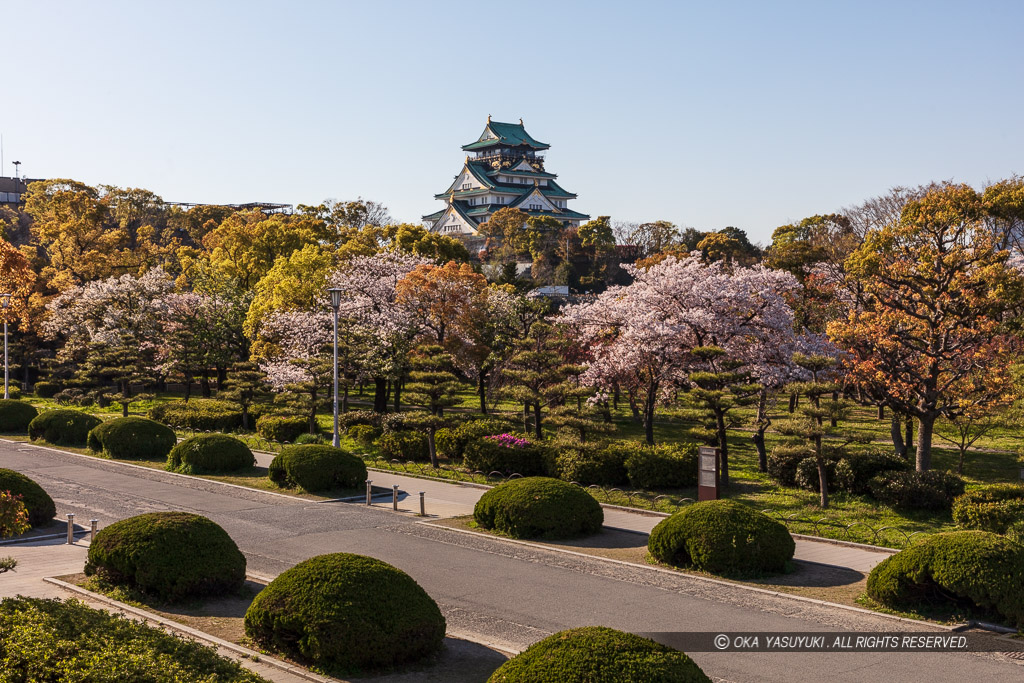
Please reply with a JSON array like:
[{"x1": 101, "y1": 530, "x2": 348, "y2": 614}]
[{"x1": 3, "y1": 1, "x2": 1022, "y2": 244}]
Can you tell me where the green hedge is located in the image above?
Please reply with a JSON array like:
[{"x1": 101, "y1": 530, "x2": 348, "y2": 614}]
[
  {"x1": 347, "y1": 424, "x2": 382, "y2": 446},
  {"x1": 85, "y1": 512, "x2": 246, "y2": 602},
  {"x1": 33, "y1": 381, "x2": 61, "y2": 398},
  {"x1": 0, "y1": 399, "x2": 37, "y2": 433},
  {"x1": 269, "y1": 445, "x2": 367, "y2": 492},
  {"x1": 148, "y1": 399, "x2": 243, "y2": 432},
  {"x1": 866, "y1": 531, "x2": 1024, "y2": 628},
  {"x1": 0, "y1": 597, "x2": 267, "y2": 682},
  {"x1": 442, "y1": 419, "x2": 516, "y2": 460},
  {"x1": 624, "y1": 443, "x2": 698, "y2": 489},
  {"x1": 553, "y1": 442, "x2": 628, "y2": 486},
  {"x1": 951, "y1": 485, "x2": 1024, "y2": 534},
  {"x1": 649, "y1": 500, "x2": 794, "y2": 576},
  {"x1": 375, "y1": 430, "x2": 430, "y2": 462},
  {"x1": 256, "y1": 414, "x2": 310, "y2": 443},
  {"x1": 28, "y1": 409, "x2": 102, "y2": 446},
  {"x1": 244, "y1": 552, "x2": 445, "y2": 673},
  {"x1": 487, "y1": 626, "x2": 711, "y2": 683},
  {"x1": 463, "y1": 436, "x2": 548, "y2": 476},
  {"x1": 0, "y1": 468, "x2": 55, "y2": 527},
  {"x1": 167, "y1": 434, "x2": 254, "y2": 474},
  {"x1": 87, "y1": 417, "x2": 177, "y2": 460},
  {"x1": 474, "y1": 477, "x2": 603, "y2": 540},
  {"x1": 868, "y1": 470, "x2": 965, "y2": 510}
]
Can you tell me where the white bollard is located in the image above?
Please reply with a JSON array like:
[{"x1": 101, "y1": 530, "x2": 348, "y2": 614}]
[
  {"x1": 90, "y1": 519, "x2": 98, "y2": 543},
  {"x1": 366, "y1": 480, "x2": 373, "y2": 505},
  {"x1": 66, "y1": 514, "x2": 74, "y2": 544},
  {"x1": 392, "y1": 484, "x2": 399, "y2": 511},
  {"x1": 419, "y1": 491, "x2": 425, "y2": 516}
]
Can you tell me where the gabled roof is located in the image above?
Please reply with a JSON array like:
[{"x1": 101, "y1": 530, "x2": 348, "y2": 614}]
[
  {"x1": 489, "y1": 167, "x2": 558, "y2": 180},
  {"x1": 510, "y1": 187, "x2": 560, "y2": 213},
  {"x1": 462, "y1": 119, "x2": 550, "y2": 151}
]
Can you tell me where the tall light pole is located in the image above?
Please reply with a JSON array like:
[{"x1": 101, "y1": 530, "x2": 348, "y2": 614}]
[
  {"x1": 0, "y1": 294, "x2": 10, "y2": 400},
  {"x1": 328, "y1": 288, "x2": 342, "y2": 448}
]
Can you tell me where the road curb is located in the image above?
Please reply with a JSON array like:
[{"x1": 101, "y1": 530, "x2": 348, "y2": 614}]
[{"x1": 416, "y1": 520, "x2": 961, "y2": 633}]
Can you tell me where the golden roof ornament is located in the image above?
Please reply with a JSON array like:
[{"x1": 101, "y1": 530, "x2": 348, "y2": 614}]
[
  {"x1": 519, "y1": 118, "x2": 523, "y2": 124},
  {"x1": 487, "y1": 114, "x2": 492, "y2": 122}
]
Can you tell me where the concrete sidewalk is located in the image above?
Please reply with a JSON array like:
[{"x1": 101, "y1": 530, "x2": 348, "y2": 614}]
[{"x1": 346, "y1": 468, "x2": 895, "y2": 574}]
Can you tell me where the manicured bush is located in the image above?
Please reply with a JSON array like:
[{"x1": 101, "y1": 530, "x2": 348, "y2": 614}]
[
  {"x1": 0, "y1": 399, "x2": 37, "y2": 433},
  {"x1": 244, "y1": 553, "x2": 445, "y2": 672},
  {"x1": 474, "y1": 477, "x2": 603, "y2": 540},
  {"x1": 380, "y1": 412, "x2": 408, "y2": 433},
  {"x1": 463, "y1": 434, "x2": 548, "y2": 476},
  {"x1": 444, "y1": 418, "x2": 517, "y2": 459},
  {"x1": 649, "y1": 500, "x2": 794, "y2": 576},
  {"x1": 624, "y1": 443, "x2": 698, "y2": 489},
  {"x1": 337, "y1": 410, "x2": 380, "y2": 430},
  {"x1": 866, "y1": 531, "x2": 1024, "y2": 628},
  {"x1": 553, "y1": 441, "x2": 628, "y2": 486},
  {"x1": 295, "y1": 433, "x2": 325, "y2": 445},
  {"x1": 268, "y1": 445, "x2": 367, "y2": 492},
  {"x1": 794, "y1": 456, "x2": 836, "y2": 492},
  {"x1": 1006, "y1": 522, "x2": 1024, "y2": 544},
  {"x1": 434, "y1": 427, "x2": 459, "y2": 459},
  {"x1": 487, "y1": 626, "x2": 711, "y2": 683},
  {"x1": 148, "y1": 399, "x2": 243, "y2": 432},
  {"x1": 0, "y1": 469, "x2": 55, "y2": 527},
  {"x1": 868, "y1": 470, "x2": 965, "y2": 510},
  {"x1": 766, "y1": 446, "x2": 806, "y2": 486},
  {"x1": 0, "y1": 492, "x2": 30, "y2": 538},
  {"x1": 85, "y1": 511, "x2": 246, "y2": 602},
  {"x1": 87, "y1": 417, "x2": 176, "y2": 461},
  {"x1": 835, "y1": 449, "x2": 911, "y2": 494},
  {"x1": 33, "y1": 381, "x2": 60, "y2": 398},
  {"x1": 375, "y1": 430, "x2": 430, "y2": 461},
  {"x1": 347, "y1": 424, "x2": 382, "y2": 445},
  {"x1": 4, "y1": 385, "x2": 20, "y2": 399},
  {"x1": 28, "y1": 408, "x2": 102, "y2": 446},
  {"x1": 952, "y1": 485, "x2": 1024, "y2": 534},
  {"x1": 167, "y1": 434, "x2": 254, "y2": 474},
  {"x1": 256, "y1": 414, "x2": 310, "y2": 443},
  {"x1": 0, "y1": 597, "x2": 267, "y2": 682}
]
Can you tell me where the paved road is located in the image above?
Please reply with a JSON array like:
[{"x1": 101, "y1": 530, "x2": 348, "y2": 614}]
[{"x1": 3, "y1": 440, "x2": 1021, "y2": 683}]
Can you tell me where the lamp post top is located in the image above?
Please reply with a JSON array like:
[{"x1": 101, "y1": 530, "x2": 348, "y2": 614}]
[{"x1": 327, "y1": 287, "x2": 343, "y2": 309}]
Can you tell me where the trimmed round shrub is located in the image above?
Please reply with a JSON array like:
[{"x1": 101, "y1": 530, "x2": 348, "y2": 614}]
[
  {"x1": 868, "y1": 470, "x2": 965, "y2": 510},
  {"x1": 294, "y1": 433, "x2": 325, "y2": 445},
  {"x1": 28, "y1": 409, "x2": 102, "y2": 446},
  {"x1": 624, "y1": 443, "x2": 698, "y2": 489},
  {"x1": 87, "y1": 417, "x2": 176, "y2": 461},
  {"x1": 649, "y1": 500, "x2": 794, "y2": 575},
  {"x1": 434, "y1": 427, "x2": 459, "y2": 459},
  {"x1": 347, "y1": 424, "x2": 381, "y2": 446},
  {"x1": 794, "y1": 456, "x2": 836, "y2": 492},
  {"x1": 33, "y1": 381, "x2": 61, "y2": 398},
  {"x1": 0, "y1": 597, "x2": 267, "y2": 682},
  {"x1": 256, "y1": 414, "x2": 310, "y2": 443},
  {"x1": 766, "y1": 446, "x2": 806, "y2": 486},
  {"x1": 474, "y1": 477, "x2": 603, "y2": 540},
  {"x1": 244, "y1": 553, "x2": 445, "y2": 672},
  {"x1": 1006, "y1": 522, "x2": 1024, "y2": 544},
  {"x1": 85, "y1": 512, "x2": 246, "y2": 602},
  {"x1": 5, "y1": 385, "x2": 20, "y2": 399},
  {"x1": 337, "y1": 410, "x2": 380, "y2": 430},
  {"x1": 375, "y1": 430, "x2": 429, "y2": 462},
  {"x1": 487, "y1": 626, "x2": 711, "y2": 683},
  {"x1": 0, "y1": 399, "x2": 37, "y2": 433},
  {"x1": 952, "y1": 485, "x2": 1024, "y2": 534},
  {"x1": 463, "y1": 434, "x2": 548, "y2": 476},
  {"x1": 444, "y1": 418, "x2": 517, "y2": 459},
  {"x1": 866, "y1": 531, "x2": 1024, "y2": 628},
  {"x1": 268, "y1": 445, "x2": 367, "y2": 492},
  {"x1": 148, "y1": 399, "x2": 243, "y2": 432},
  {"x1": 167, "y1": 434, "x2": 254, "y2": 474},
  {"x1": 835, "y1": 449, "x2": 910, "y2": 494},
  {"x1": 553, "y1": 441, "x2": 628, "y2": 486},
  {"x1": 0, "y1": 468, "x2": 55, "y2": 527}
]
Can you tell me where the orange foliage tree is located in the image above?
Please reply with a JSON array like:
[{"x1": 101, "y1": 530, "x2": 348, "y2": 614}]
[
  {"x1": 828, "y1": 184, "x2": 1023, "y2": 471},
  {"x1": 395, "y1": 261, "x2": 488, "y2": 349}
]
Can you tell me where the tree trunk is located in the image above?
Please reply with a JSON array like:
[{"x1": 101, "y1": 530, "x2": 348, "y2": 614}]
[
  {"x1": 393, "y1": 379, "x2": 401, "y2": 413},
  {"x1": 716, "y1": 409, "x2": 729, "y2": 486},
  {"x1": 754, "y1": 390, "x2": 769, "y2": 473},
  {"x1": 478, "y1": 373, "x2": 488, "y2": 414},
  {"x1": 612, "y1": 384, "x2": 620, "y2": 411},
  {"x1": 216, "y1": 364, "x2": 227, "y2": 390},
  {"x1": 642, "y1": 387, "x2": 657, "y2": 446},
  {"x1": 241, "y1": 406, "x2": 250, "y2": 431},
  {"x1": 905, "y1": 418, "x2": 913, "y2": 453},
  {"x1": 427, "y1": 427, "x2": 438, "y2": 468},
  {"x1": 200, "y1": 371, "x2": 211, "y2": 398},
  {"x1": 830, "y1": 391, "x2": 839, "y2": 427},
  {"x1": 877, "y1": 404, "x2": 885, "y2": 420},
  {"x1": 890, "y1": 416, "x2": 906, "y2": 457},
  {"x1": 916, "y1": 415, "x2": 934, "y2": 472},
  {"x1": 628, "y1": 390, "x2": 642, "y2": 423},
  {"x1": 373, "y1": 378, "x2": 387, "y2": 413},
  {"x1": 788, "y1": 393, "x2": 797, "y2": 413},
  {"x1": 523, "y1": 403, "x2": 530, "y2": 435},
  {"x1": 533, "y1": 402, "x2": 542, "y2": 440},
  {"x1": 817, "y1": 458, "x2": 829, "y2": 509},
  {"x1": 957, "y1": 448, "x2": 966, "y2": 475},
  {"x1": 342, "y1": 385, "x2": 349, "y2": 413}
]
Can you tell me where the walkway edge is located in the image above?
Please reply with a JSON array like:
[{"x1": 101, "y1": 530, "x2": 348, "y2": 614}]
[{"x1": 417, "y1": 521, "x2": 960, "y2": 633}]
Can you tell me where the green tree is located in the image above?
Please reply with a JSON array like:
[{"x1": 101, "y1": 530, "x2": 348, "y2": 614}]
[
  {"x1": 499, "y1": 322, "x2": 575, "y2": 439},
  {"x1": 403, "y1": 345, "x2": 463, "y2": 468},
  {"x1": 219, "y1": 362, "x2": 271, "y2": 430}
]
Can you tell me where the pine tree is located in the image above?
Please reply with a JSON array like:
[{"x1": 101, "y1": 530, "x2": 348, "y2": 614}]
[
  {"x1": 219, "y1": 361, "x2": 271, "y2": 430},
  {"x1": 79, "y1": 342, "x2": 155, "y2": 417},
  {"x1": 275, "y1": 357, "x2": 331, "y2": 436},
  {"x1": 499, "y1": 322, "x2": 576, "y2": 439},
  {"x1": 403, "y1": 345, "x2": 462, "y2": 468}
]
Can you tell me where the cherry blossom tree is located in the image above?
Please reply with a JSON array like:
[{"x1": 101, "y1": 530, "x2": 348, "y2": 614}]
[{"x1": 562, "y1": 254, "x2": 803, "y2": 484}]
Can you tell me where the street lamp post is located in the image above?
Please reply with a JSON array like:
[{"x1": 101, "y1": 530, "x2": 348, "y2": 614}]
[
  {"x1": 0, "y1": 294, "x2": 11, "y2": 400},
  {"x1": 328, "y1": 288, "x2": 343, "y2": 448}
]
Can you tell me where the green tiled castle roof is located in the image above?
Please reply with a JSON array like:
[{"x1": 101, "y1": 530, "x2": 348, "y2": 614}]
[{"x1": 462, "y1": 119, "x2": 550, "y2": 151}]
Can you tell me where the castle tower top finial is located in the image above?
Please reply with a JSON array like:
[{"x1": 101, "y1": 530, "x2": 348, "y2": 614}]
[
  {"x1": 487, "y1": 114, "x2": 491, "y2": 123},
  {"x1": 519, "y1": 117, "x2": 523, "y2": 125}
]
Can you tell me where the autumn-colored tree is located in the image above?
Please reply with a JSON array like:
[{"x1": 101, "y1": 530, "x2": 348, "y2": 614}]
[
  {"x1": 478, "y1": 207, "x2": 528, "y2": 256},
  {"x1": 395, "y1": 261, "x2": 488, "y2": 348},
  {"x1": 828, "y1": 184, "x2": 1024, "y2": 471}
]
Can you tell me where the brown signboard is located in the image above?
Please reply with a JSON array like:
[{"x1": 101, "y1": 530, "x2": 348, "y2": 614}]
[{"x1": 697, "y1": 446, "x2": 720, "y2": 501}]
